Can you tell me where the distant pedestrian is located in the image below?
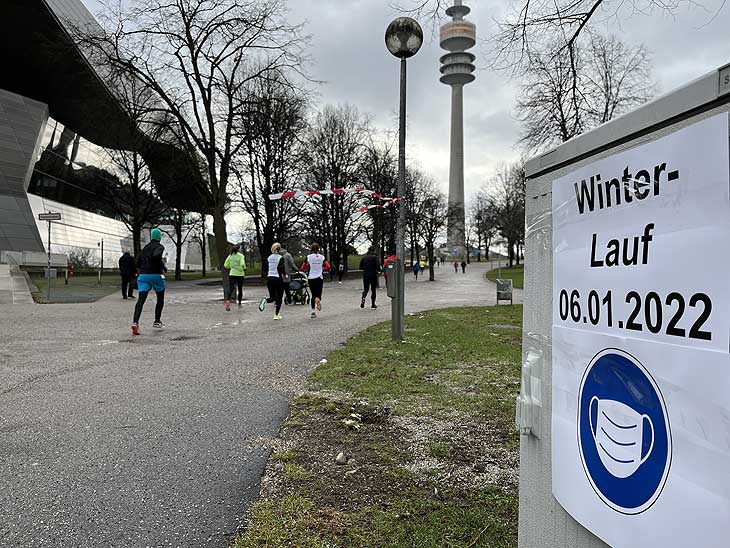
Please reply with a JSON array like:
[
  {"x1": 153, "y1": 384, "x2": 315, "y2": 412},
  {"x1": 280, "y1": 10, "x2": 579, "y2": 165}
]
[
  {"x1": 131, "y1": 229, "x2": 167, "y2": 335},
  {"x1": 302, "y1": 243, "x2": 330, "y2": 319},
  {"x1": 224, "y1": 245, "x2": 246, "y2": 311},
  {"x1": 118, "y1": 251, "x2": 136, "y2": 300},
  {"x1": 279, "y1": 246, "x2": 300, "y2": 305},
  {"x1": 413, "y1": 261, "x2": 420, "y2": 281},
  {"x1": 338, "y1": 260, "x2": 344, "y2": 283},
  {"x1": 259, "y1": 243, "x2": 285, "y2": 320},
  {"x1": 360, "y1": 251, "x2": 380, "y2": 309},
  {"x1": 461, "y1": 260, "x2": 467, "y2": 274},
  {"x1": 329, "y1": 260, "x2": 336, "y2": 282},
  {"x1": 453, "y1": 261, "x2": 459, "y2": 273}
]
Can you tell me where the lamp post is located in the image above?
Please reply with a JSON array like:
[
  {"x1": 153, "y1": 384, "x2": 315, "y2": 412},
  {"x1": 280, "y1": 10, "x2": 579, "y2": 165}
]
[
  {"x1": 385, "y1": 17, "x2": 423, "y2": 341},
  {"x1": 97, "y1": 239, "x2": 104, "y2": 286}
]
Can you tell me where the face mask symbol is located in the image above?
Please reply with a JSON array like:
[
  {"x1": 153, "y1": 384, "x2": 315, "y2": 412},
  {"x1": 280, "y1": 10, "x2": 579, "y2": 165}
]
[{"x1": 589, "y1": 396, "x2": 655, "y2": 479}]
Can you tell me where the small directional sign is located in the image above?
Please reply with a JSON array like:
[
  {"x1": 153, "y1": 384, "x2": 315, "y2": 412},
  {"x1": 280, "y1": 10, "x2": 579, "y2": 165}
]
[{"x1": 38, "y1": 212, "x2": 62, "y2": 221}]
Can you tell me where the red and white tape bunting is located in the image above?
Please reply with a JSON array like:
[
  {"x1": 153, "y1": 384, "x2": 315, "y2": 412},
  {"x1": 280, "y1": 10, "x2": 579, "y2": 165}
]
[
  {"x1": 269, "y1": 187, "x2": 398, "y2": 201},
  {"x1": 355, "y1": 197, "x2": 403, "y2": 214}
]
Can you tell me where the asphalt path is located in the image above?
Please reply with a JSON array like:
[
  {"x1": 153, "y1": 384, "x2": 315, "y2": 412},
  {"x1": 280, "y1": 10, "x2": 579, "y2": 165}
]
[{"x1": 0, "y1": 261, "x2": 521, "y2": 547}]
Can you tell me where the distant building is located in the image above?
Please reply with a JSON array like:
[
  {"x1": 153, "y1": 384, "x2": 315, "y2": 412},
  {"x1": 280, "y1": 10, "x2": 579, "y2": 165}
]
[
  {"x1": 0, "y1": 0, "x2": 205, "y2": 268},
  {"x1": 440, "y1": 0, "x2": 476, "y2": 260}
]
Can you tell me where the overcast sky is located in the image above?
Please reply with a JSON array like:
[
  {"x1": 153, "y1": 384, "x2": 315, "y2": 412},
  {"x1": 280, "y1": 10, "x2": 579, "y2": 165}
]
[{"x1": 85, "y1": 0, "x2": 729, "y2": 203}]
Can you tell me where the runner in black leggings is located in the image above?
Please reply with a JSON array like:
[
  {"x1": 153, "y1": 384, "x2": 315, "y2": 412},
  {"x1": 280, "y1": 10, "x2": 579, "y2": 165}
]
[
  {"x1": 359, "y1": 252, "x2": 380, "y2": 309},
  {"x1": 302, "y1": 243, "x2": 330, "y2": 319},
  {"x1": 259, "y1": 243, "x2": 286, "y2": 320}
]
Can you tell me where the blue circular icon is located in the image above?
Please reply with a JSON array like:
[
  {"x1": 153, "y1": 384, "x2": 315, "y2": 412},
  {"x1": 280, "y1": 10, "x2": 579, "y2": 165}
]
[{"x1": 577, "y1": 349, "x2": 671, "y2": 514}]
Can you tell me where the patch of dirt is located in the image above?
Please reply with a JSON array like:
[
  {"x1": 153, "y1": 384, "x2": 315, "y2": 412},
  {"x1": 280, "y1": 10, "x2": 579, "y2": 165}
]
[
  {"x1": 256, "y1": 389, "x2": 519, "y2": 513},
  {"x1": 392, "y1": 413, "x2": 519, "y2": 494}
]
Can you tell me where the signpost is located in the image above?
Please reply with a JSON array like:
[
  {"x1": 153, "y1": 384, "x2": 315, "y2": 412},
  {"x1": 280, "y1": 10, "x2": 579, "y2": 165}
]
[
  {"x1": 550, "y1": 113, "x2": 730, "y2": 546},
  {"x1": 38, "y1": 211, "x2": 61, "y2": 301}
]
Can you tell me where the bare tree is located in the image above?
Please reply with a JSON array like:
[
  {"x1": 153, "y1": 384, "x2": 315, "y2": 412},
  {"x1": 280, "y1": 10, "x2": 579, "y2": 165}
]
[
  {"x1": 160, "y1": 209, "x2": 197, "y2": 280},
  {"x1": 419, "y1": 187, "x2": 448, "y2": 281},
  {"x1": 102, "y1": 150, "x2": 168, "y2": 257},
  {"x1": 78, "y1": 0, "x2": 307, "y2": 279},
  {"x1": 360, "y1": 136, "x2": 398, "y2": 262},
  {"x1": 584, "y1": 34, "x2": 656, "y2": 125},
  {"x1": 191, "y1": 214, "x2": 209, "y2": 278},
  {"x1": 302, "y1": 105, "x2": 370, "y2": 270},
  {"x1": 516, "y1": 34, "x2": 656, "y2": 152},
  {"x1": 235, "y1": 75, "x2": 308, "y2": 276},
  {"x1": 485, "y1": 162, "x2": 526, "y2": 267},
  {"x1": 470, "y1": 191, "x2": 499, "y2": 262},
  {"x1": 405, "y1": 168, "x2": 430, "y2": 265}
]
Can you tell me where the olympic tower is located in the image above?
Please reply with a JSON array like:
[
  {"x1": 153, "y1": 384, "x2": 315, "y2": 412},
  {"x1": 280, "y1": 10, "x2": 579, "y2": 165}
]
[{"x1": 440, "y1": 0, "x2": 476, "y2": 259}]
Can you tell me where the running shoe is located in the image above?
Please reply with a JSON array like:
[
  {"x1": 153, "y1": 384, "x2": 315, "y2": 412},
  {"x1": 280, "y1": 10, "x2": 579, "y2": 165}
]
[
  {"x1": 225, "y1": 300, "x2": 231, "y2": 312},
  {"x1": 371, "y1": 304, "x2": 378, "y2": 309},
  {"x1": 310, "y1": 311, "x2": 317, "y2": 319},
  {"x1": 315, "y1": 298, "x2": 322, "y2": 311},
  {"x1": 360, "y1": 298, "x2": 365, "y2": 309},
  {"x1": 273, "y1": 315, "x2": 282, "y2": 320},
  {"x1": 131, "y1": 323, "x2": 140, "y2": 336},
  {"x1": 238, "y1": 301, "x2": 242, "y2": 307},
  {"x1": 259, "y1": 297, "x2": 266, "y2": 312},
  {"x1": 153, "y1": 320, "x2": 165, "y2": 329}
]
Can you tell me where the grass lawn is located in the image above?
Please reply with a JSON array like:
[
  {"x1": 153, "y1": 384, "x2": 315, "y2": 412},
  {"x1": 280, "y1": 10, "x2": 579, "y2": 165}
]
[
  {"x1": 32, "y1": 273, "x2": 123, "y2": 304},
  {"x1": 31, "y1": 271, "x2": 223, "y2": 303},
  {"x1": 234, "y1": 305, "x2": 523, "y2": 548},
  {"x1": 486, "y1": 265, "x2": 524, "y2": 290}
]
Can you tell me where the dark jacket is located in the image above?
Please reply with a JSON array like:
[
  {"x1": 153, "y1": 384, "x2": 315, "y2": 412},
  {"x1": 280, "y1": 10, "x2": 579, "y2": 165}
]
[
  {"x1": 360, "y1": 255, "x2": 380, "y2": 276},
  {"x1": 119, "y1": 253, "x2": 136, "y2": 277},
  {"x1": 137, "y1": 240, "x2": 166, "y2": 275}
]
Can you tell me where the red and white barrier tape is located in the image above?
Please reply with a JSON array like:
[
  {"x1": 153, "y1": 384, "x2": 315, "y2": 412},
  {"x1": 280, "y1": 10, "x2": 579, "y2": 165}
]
[
  {"x1": 356, "y1": 197, "x2": 403, "y2": 213},
  {"x1": 269, "y1": 187, "x2": 398, "y2": 201}
]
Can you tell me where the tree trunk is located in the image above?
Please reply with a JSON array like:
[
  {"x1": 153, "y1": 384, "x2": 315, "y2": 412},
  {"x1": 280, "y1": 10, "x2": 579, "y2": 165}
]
[
  {"x1": 174, "y1": 217, "x2": 183, "y2": 281},
  {"x1": 133, "y1": 223, "x2": 142, "y2": 259},
  {"x1": 212, "y1": 206, "x2": 229, "y2": 292},
  {"x1": 201, "y1": 215, "x2": 207, "y2": 278},
  {"x1": 427, "y1": 243, "x2": 435, "y2": 281}
]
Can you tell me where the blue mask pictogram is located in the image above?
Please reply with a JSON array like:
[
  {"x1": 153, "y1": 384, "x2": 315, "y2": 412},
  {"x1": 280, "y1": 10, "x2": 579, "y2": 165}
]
[{"x1": 578, "y1": 349, "x2": 672, "y2": 514}]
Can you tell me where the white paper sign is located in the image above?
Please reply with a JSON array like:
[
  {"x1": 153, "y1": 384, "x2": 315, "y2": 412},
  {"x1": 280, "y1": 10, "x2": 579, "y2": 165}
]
[{"x1": 552, "y1": 113, "x2": 730, "y2": 548}]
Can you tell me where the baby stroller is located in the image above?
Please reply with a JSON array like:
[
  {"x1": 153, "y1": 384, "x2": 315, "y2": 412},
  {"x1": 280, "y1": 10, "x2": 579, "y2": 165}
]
[{"x1": 288, "y1": 272, "x2": 310, "y2": 305}]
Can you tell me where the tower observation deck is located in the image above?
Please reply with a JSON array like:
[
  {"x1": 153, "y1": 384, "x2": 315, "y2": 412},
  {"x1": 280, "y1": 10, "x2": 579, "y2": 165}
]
[{"x1": 440, "y1": 0, "x2": 476, "y2": 259}]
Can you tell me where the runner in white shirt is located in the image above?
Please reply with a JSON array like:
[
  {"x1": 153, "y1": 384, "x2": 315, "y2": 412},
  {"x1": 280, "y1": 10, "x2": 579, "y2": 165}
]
[
  {"x1": 303, "y1": 243, "x2": 330, "y2": 319},
  {"x1": 258, "y1": 242, "x2": 286, "y2": 320}
]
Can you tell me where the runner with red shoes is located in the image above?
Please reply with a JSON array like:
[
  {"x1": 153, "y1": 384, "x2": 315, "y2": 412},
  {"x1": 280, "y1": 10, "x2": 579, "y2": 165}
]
[{"x1": 130, "y1": 228, "x2": 167, "y2": 336}]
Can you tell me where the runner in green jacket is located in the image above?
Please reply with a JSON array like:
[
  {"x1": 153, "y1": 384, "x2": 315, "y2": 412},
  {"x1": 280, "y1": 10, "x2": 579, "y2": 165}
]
[{"x1": 224, "y1": 245, "x2": 247, "y2": 311}]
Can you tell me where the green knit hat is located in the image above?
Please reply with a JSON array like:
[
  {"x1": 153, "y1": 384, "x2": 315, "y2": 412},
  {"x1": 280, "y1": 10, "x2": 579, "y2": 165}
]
[{"x1": 151, "y1": 228, "x2": 162, "y2": 241}]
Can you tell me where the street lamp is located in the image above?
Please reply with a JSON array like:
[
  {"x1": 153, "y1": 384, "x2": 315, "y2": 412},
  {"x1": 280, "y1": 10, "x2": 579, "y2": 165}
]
[
  {"x1": 97, "y1": 239, "x2": 104, "y2": 286},
  {"x1": 385, "y1": 17, "x2": 423, "y2": 341}
]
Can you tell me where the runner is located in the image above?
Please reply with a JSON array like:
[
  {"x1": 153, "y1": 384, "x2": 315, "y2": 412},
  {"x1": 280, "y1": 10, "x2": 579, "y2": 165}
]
[
  {"x1": 223, "y1": 245, "x2": 246, "y2": 311},
  {"x1": 360, "y1": 251, "x2": 380, "y2": 309},
  {"x1": 453, "y1": 261, "x2": 459, "y2": 273},
  {"x1": 413, "y1": 261, "x2": 420, "y2": 281},
  {"x1": 279, "y1": 246, "x2": 300, "y2": 305},
  {"x1": 259, "y1": 243, "x2": 285, "y2": 320},
  {"x1": 301, "y1": 243, "x2": 330, "y2": 319},
  {"x1": 131, "y1": 228, "x2": 166, "y2": 335},
  {"x1": 461, "y1": 260, "x2": 467, "y2": 274}
]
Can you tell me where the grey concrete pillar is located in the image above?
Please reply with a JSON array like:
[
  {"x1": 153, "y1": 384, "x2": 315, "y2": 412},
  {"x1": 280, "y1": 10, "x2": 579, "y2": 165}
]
[
  {"x1": 447, "y1": 83, "x2": 466, "y2": 257},
  {"x1": 0, "y1": 89, "x2": 48, "y2": 252}
]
